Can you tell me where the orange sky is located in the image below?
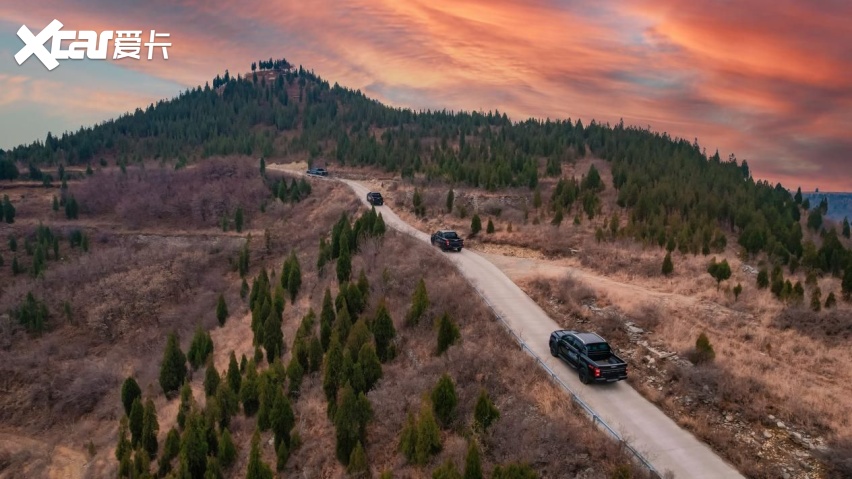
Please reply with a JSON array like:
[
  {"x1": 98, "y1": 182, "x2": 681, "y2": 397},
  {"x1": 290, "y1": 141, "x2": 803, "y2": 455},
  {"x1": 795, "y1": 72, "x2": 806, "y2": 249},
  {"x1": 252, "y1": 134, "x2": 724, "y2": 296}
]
[{"x1": 1, "y1": 0, "x2": 850, "y2": 191}]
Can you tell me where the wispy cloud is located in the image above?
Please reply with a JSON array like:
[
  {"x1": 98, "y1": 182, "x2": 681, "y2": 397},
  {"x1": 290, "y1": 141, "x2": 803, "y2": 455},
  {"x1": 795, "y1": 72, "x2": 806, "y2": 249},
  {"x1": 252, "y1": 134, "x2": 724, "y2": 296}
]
[{"x1": 0, "y1": 0, "x2": 849, "y2": 190}]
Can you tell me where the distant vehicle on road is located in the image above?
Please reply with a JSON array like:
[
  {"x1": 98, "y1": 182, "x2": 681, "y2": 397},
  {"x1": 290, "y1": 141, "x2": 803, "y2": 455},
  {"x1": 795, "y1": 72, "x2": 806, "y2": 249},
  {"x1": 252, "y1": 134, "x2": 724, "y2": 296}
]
[
  {"x1": 366, "y1": 192, "x2": 384, "y2": 205},
  {"x1": 549, "y1": 330, "x2": 628, "y2": 384},
  {"x1": 431, "y1": 230, "x2": 464, "y2": 252},
  {"x1": 306, "y1": 167, "x2": 328, "y2": 177}
]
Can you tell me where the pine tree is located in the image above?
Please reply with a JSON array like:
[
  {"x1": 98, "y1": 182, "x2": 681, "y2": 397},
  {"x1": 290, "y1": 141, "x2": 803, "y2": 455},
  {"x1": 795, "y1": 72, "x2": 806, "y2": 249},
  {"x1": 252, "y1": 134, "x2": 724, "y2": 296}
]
[
  {"x1": 141, "y1": 398, "x2": 159, "y2": 457},
  {"x1": 372, "y1": 299, "x2": 396, "y2": 362},
  {"x1": 373, "y1": 213, "x2": 386, "y2": 236},
  {"x1": 491, "y1": 463, "x2": 538, "y2": 479},
  {"x1": 347, "y1": 441, "x2": 370, "y2": 478},
  {"x1": 431, "y1": 373, "x2": 458, "y2": 428},
  {"x1": 177, "y1": 382, "x2": 193, "y2": 430},
  {"x1": 241, "y1": 360, "x2": 260, "y2": 416},
  {"x1": 158, "y1": 427, "x2": 180, "y2": 476},
  {"x1": 345, "y1": 319, "x2": 372, "y2": 362},
  {"x1": 406, "y1": 279, "x2": 429, "y2": 326},
  {"x1": 358, "y1": 343, "x2": 383, "y2": 392},
  {"x1": 52, "y1": 195, "x2": 59, "y2": 212},
  {"x1": 245, "y1": 430, "x2": 273, "y2": 479},
  {"x1": 203, "y1": 360, "x2": 220, "y2": 398},
  {"x1": 399, "y1": 411, "x2": 417, "y2": 463},
  {"x1": 843, "y1": 217, "x2": 851, "y2": 239},
  {"x1": 271, "y1": 390, "x2": 295, "y2": 449},
  {"x1": 263, "y1": 309, "x2": 284, "y2": 363},
  {"x1": 287, "y1": 252, "x2": 302, "y2": 302},
  {"x1": 257, "y1": 374, "x2": 275, "y2": 431},
  {"x1": 321, "y1": 288, "x2": 336, "y2": 350},
  {"x1": 707, "y1": 258, "x2": 731, "y2": 288},
  {"x1": 205, "y1": 456, "x2": 221, "y2": 479},
  {"x1": 433, "y1": 459, "x2": 462, "y2": 479},
  {"x1": 276, "y1": 441, "x2": 289, "y2": 471},
  {"x1": 187, "y1": 325, "x2": 214, "y2": 370},
  {"x1": 825, "y1": 292, "x2": 837, "y2": 309},
  {"x1": 533, "y1": 186, "x2": 542, "y2": 209},
  {"x1": 844, "y1": 266, "x2": 852, "y2": 301},
  {"x1": 811, "y1": 287, "x2": 822, "y2": 312},
  {"x1": 216, "y1": 294, "x2": 228, "y2": 326},
  {"x1": 219, "y1": 428, "x2": 237, "y2": 469},
  {"x1": 446, "y1": 188, "x2": 455, "y2": 213},
  {"x1": 486, "y1": 219, "x2": 495, "y2": 234},
  {"x1": 121, "y1": 377, "x2": 142, "y2": 416},
  {"x1": 180, "y1": 411, "x2": 208, "y2": 479},
  {"x1": 226, "y1": 351, "x2": 241, "y2": 394},
  {"x1": 436, "y1": 313, "x2": 461, "y2": 355},
  {"x1": 757, "y1": 268, "x2": 769, "y2": 289},
  {"x1": 463, "y1": 441, "x2": 483, "y2": 479},
  {"x1": 661, "y1": 252, "x2": 673, "y2": 276},
  {"x1": 470, "y1": 214, "x2": 482, "y2": 235},
  {"x1": 323, "y1": 334, "x2": 344, "y2": 407},
  {"x1": 473, "y1": 389, "x2": 500, "y2": 431},
  {"x1": 240, "y1": 278, "x2": 249, "y2": 299},
  {"x1": 235, "y1": 206, "x2": 244, "y2": 233},
  {"x1": 159, "y1": 332, "x2": 187, "y2": 397},
  {"x1": 116, "y1": 416, "x2": 131, "y2": 464},
  {"x1": 733, "y1": 283, "x2": 743, "y2": 301},
  {"x1": 414, "y1": 400, "x2": 441, "y2": 465},
  {"x1": 308, "y1": 335, "x2": 324, "y2": 373},
  {"x1": 333, "y1": 384, "x2": 373, "y2": 464},
  {"x1": 551, "y1": 207, "x2": 564, "y2": 226},
  {"x1": 691, "y1": 332, "x2": 715, "y2": 364},
  {"x1": 337, "y1": 229, "x2": 352, "y2": 283}
]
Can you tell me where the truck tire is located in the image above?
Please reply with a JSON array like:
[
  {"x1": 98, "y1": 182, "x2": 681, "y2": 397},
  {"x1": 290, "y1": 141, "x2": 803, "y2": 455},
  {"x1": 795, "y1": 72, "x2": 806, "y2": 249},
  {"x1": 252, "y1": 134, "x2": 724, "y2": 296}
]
[{"x1": 579, "y1": 366, "x2": 590, "y2": 385}]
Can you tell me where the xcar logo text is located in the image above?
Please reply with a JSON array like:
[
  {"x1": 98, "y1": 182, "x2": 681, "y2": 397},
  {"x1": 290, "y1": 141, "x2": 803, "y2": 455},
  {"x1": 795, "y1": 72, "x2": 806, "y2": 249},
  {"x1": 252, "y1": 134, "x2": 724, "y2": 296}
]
[{"x1": 15, "y1": 19, "x2": 171, "y2": 70}]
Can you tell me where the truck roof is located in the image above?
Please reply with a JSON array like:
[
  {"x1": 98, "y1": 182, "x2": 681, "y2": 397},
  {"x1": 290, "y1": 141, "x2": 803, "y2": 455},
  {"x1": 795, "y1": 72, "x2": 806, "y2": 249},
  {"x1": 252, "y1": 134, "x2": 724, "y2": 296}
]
[{"x1": 574, "y1": 332, "x2": 607, "y2": 345}]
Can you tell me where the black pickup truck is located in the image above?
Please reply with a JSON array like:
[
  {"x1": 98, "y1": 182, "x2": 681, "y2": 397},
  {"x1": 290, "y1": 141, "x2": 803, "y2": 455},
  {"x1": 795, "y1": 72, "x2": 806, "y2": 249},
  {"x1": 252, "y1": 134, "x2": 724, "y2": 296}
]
[
  {"x1": 431, "y1": 230, "x2": 464, "y2": 252},
  {"x1": 549, "y1": 330, "x2": 628, "y2": 384}
]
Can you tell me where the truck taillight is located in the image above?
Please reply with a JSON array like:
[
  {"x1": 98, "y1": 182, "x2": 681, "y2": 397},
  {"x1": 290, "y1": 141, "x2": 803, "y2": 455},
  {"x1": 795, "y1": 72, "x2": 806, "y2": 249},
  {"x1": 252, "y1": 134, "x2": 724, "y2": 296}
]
[
  {"x1": 445, "y1": 240, "x2": 450, "y2": 246},
  {"x1": 594, "y1": 367, "x2": 600, "y2": 378}
]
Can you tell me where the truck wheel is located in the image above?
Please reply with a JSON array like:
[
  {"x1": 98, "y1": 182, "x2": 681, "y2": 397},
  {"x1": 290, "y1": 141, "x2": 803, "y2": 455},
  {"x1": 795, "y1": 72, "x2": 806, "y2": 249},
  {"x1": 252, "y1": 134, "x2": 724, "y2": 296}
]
[{"x1": 579, "y1": 367, "x2": 590, "y2": 385}]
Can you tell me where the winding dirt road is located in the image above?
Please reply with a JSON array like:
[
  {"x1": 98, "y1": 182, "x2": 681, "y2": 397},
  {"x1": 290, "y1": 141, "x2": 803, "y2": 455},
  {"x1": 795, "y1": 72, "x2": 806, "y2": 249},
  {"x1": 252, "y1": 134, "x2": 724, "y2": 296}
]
[{"x1": 338, "y1": 178, "x2": 743, "y2": 479}]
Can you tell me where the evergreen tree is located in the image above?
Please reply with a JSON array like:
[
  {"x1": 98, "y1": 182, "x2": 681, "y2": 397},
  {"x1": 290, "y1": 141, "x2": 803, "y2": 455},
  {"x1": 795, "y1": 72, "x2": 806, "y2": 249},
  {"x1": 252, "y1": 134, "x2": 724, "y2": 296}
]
[
  {"x1": 473, "y1": 389, "x2": 500, "y2": 431},
  {"x1": 226, "y1": 351, "x2": 241, "y2": 394},
  {"x1": 794, "y1": 187, "x2": 803, "y2": 204},
  {"x1": 129, "y1": 397, "x2": 144, "y2": 447},
  {"x1": 486, "y1": 219, "x2": 495, "y2": 234},
  {"x1": 551, "y1": 207, "x2": 563, "y2": 226},
  {"x1": 463, "y1": 441, "x2": 483, "y2": 479},
  {"x1": 241, "y1": 278, "x2": 249, "y2": 300},
  {"x1": 347, "y1": 441, "x2": 369, "y2": 478},
  {"x1": 373, "y1": 213, "x2": 386, "y2": 236},
  {"x1": 308, "y1": 335, "x2": 324, "y2": 373},
  {"x1": 843, "y1": 217, "x2": 851, "y2": 239},
  {"x1": 159, "y1": 332, "x2": 187, "y2": 397},
  {"x1": 433, "y1": 459, "x2": 462, "y2": 479},
  {"x1": 52, "y1": 195, "x2": 59, "y2": 212},
  {"x1": 187, "y1": 325, "x2": 214, "y2": 370},
  {"x1": 235, "y1": 206, "x2": 244, "y2": 233},
  {"x1": 333, "y1": 384, "x2": 373, "y2": 464},
  {"x1": 358, "y1": 343, "x2": 383, "y2": 392},
  {"x1": 204, "y1": 456, "x2": 221, "y2": 479},
  {"x1": 180, "y1": 411, "x2": 208, "y2": 479},
  {"x1": 661, "y1": 252, "x2": 673, "y2": 276},
  {"x1": 757, "y1": 268, "x2": 769, "y2": 289},
  {"x1": 807, "y1": 209, "x2": 823, "y2": 231},
  {"x1": 338, "y1": 229, "x2": 352, "y2": 283},
  {"x1": 204, "y1": 360, "x2": 220, "y2": 397},
  {"x1": 324, "y1": 334, "x2": 344, "y2": 408},
  {"x1": 263, "y1": 309, "x2": 284, "y2": 363},
  {"x1": 707, "y1": 258, "x2": 732, "y2": 288},
  {"x1": 733, "y1": 283, "x2": 743, "y2": 301},
  {"x1": 446, "y1": 188, "x2": 455, "y2": 213},
  {"x1": 470, "y1": 214, "x2": 482, "y2": 235},
  {"x1": 177, "y1": 382, "x2": 193, "y2": 430},
  {"x1": 844, "y1": 266, "x2": 852, "y2": 301},
  {"x1": 399, "y1": 411, "x2": 417, "y2": 463},
  {"x1": 120, "y1": 377, "x2": 142, "y2": 416},
  {"x1": 491, "y1": 463, "x2": 538, "y2": 479},
  {"x1": 811, "y1": 287, "x2": 822, "y2": 312},
  {"x1": 287, "y1": 252, "x2": 302, "y2": 302},
  {"x1": 141, "y1": 398, "x2": 159, "y2": 457},
  {"x1": 345, "y1": 319, "x2": 372, "y2": 362},
  {"x1": 825, "y1": 291, "x2": 837, "y2": 309},
  {"x1": 219, "y1": 428, "x2": 237, "y2": 469},
  {"x1": 406, "y1": 278, "x2": 429, "y2": 326},
  {"x1": 691, "y1": 332, "x2": 716, "y2": 364},
  {"x1": 321, "y1": 287, "x2": 336, "y2": 350},
  {"x1": 276, "y1": 441, "x2": 290, "y2": 471},
  {"x1": 245, "y1": 430, "x2": 274, "y2": 479},
  {"x1": 372, "y1": 299, "x2": 396, "y2": 362},
  {"x1": 216, "y1": 294, "x2": 228, "y2": 326},
  {"x1": 241, "y1": 360, "x2": 260, "y2": 416},
  {"x1": 2, "y1": 195, "x2": 16, "y2": 223},
  {"x1": 271, "y1": 390, "x2": 295, "y2": 449},
  {"x1": 436, "y1": 313, "x2": 461, "y2": 355},
  {"x1": 260, "y1": 157, "x2": 266, "y2": 176},
  {"x1": 158, "y1": 427, "x2": 180, "y2": 477},
  {"x1": 414, "y1": 400, "x2": 441, "y2": 465},
  {"x1": 431, "y1": 373, "x2": 458, "y2": 428},
  {"x1": 116, "y1": 416, "x2": 131, "y2": 465}
]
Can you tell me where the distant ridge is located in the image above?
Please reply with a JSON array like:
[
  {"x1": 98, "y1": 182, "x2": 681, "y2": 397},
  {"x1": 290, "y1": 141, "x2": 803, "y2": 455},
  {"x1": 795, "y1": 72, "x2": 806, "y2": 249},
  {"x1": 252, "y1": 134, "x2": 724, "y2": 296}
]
[{"x1": 803, "y1": 192, "x2": 852, "y2": 221}]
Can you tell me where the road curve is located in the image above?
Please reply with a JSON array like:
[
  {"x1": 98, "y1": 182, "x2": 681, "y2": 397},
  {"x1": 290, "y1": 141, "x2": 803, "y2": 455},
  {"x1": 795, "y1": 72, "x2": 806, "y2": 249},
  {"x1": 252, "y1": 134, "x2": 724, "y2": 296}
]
[{"x1": 342, "y1": 179, "x2": 743, "y2": 479}]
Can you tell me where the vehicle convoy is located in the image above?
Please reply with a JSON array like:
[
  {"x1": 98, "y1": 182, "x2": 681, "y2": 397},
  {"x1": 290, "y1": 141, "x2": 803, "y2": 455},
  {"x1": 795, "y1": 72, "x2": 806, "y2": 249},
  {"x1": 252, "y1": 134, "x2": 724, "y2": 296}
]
[
  {"x1": 431, "y1": 230, "x2": 464, "y2": 251},
  {"x1": 549, "y1": 330, "x2": 628, "y2": 384},
  {"x1": 306, "y1": 167, "x2": 328, "y2": 176},
  {"x1": 366, "y1": 192, "x2": 384, "y2": 205}
]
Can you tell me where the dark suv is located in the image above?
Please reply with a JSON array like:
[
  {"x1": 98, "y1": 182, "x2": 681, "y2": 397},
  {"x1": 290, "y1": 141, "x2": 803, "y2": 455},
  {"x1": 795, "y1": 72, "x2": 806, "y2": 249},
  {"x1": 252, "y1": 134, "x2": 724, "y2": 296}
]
[{"x1": 366, "y1": 192, "x2": 384, "y2": 205}]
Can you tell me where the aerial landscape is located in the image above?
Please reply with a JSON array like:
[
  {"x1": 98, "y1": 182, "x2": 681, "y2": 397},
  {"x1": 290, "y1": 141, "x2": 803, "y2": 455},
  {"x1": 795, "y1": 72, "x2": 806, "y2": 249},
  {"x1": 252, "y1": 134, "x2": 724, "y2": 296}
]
[{"x1": 1, "y1": 2, "x2": 851, "y2": 479}]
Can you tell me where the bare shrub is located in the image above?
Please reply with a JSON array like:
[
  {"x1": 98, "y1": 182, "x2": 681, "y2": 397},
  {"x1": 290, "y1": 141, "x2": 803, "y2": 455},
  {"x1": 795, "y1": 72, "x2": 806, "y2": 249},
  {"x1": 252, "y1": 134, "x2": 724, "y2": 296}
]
[
  {"x1": 773, "y1": 307, "x2": 851, "y2": 344},
  {"x1": 50, "y1": 361, "x2": 119, "y2": 417}
]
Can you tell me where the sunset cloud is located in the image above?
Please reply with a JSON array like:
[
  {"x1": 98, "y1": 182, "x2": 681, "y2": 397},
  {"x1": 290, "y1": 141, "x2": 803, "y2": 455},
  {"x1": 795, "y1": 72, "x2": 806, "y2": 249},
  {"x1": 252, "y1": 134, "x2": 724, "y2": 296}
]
[{"x1": 1, "y1": 0, "x2": 849, "y2": 190}]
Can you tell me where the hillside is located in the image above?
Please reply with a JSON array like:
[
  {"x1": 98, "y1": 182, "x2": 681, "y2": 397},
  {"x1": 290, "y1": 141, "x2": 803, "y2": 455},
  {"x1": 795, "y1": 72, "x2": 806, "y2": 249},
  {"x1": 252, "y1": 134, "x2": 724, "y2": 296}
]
[{"x1": 1, "y1": 61, "x2": 852, "y2": 479}]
